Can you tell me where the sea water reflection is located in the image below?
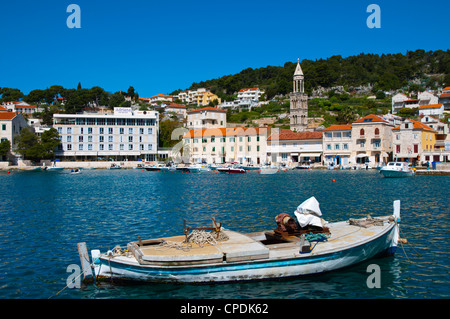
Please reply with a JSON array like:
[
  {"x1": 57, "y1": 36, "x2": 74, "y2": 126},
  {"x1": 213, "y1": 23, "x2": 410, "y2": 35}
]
[{"x1": 0, "y1": 169, "x2": 448, "y2": 298}]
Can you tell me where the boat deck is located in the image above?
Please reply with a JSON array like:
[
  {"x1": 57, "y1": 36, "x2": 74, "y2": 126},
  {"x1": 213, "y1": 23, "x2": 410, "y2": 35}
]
[{"x1": 123, "y1": 217, "x2": 394, "y2": 266}]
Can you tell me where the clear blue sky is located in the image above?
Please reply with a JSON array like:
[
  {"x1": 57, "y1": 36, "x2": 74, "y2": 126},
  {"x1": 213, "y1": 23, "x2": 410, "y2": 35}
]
[{"x1": 0, "y1": 0, "x2": 448, "y2": 98}]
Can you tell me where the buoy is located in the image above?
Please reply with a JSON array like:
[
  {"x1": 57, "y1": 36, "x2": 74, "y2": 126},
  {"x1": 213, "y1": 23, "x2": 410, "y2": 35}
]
[
  {"x1": 7, "y1": 171, "x2": 10, "y2": 174},
  {"x1": 332, "y1": 179, "x2": 335, "y2": 182}
]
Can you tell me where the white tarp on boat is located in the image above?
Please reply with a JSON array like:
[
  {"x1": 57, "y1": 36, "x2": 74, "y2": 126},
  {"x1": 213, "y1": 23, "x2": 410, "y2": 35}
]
[{"x1": 294, "y1": 196, "x2": 323, "y2": 228}]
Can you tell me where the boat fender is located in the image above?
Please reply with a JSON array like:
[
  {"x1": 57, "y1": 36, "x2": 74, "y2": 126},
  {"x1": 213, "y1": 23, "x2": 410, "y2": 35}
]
[{"x1": 106, "y1": 250, "x2": 113, "y2": 257}]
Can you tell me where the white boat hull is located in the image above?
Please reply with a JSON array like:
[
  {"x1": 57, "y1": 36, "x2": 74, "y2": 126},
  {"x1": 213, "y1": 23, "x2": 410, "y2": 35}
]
[
  {"x1": 91, "y1": 219, "x2": 399, "y2": 283},
  {"x1": 380, "y1": 170, "x2": 414, "y2": 178}
]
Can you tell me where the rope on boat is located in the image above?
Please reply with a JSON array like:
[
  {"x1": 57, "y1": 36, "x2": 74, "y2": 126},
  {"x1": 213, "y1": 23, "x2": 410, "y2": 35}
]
[
  {"x1": 304, "y1": 232, "x2": 331, "y2": 242},
  {"x1": 156, "y1": 229, "x2": 229, "y2": 251}
]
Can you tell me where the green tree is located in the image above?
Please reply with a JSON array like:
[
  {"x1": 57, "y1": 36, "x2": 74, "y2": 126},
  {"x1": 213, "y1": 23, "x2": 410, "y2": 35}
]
[
  {"x1": 108, "y1": 92, "x2": 125, "y2": 108},
  {"x1": 0, "y1": 139, "x2": 11, "y2": 160},
  {"x1": 15, "y1": 128, "x2": 43, "y2": 161},
  {"x1": 0, "y1": 87, "x2": 24, "y2": 102},
  {"x1": 40, "y1": 128, "x2": 60, "y2": 159}
]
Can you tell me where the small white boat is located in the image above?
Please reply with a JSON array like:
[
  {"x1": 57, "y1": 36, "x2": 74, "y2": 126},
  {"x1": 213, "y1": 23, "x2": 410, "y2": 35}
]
[
  {"x1": 44, "y1": 166, "x2": 64, "y2": 171},
  {"x1": 259, "y1": 166, "x2": 278, "y2": 174},
  {"x1": 108, "y1": 163, "x2": 122, "y2": 170},
  {"x1": 70, "y1": 168, "x2": 81, "y2": 175},
  {"x1": 79, "y1": 198, "x2": 402, "y2": 284},
  {"x1": 380, "y1": 162, "x2": 415, "y2": 178}
]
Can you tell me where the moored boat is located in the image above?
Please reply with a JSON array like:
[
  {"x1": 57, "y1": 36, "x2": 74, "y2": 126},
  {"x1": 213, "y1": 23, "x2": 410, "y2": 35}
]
[
  {"x1": 78, "y1": 198, "x2": 402, "y2": 284},
  {"x1": 259, "y1": 166, "x2": 278, "y2": 174},
  {"x1": 44, "y1": 166, "x2": 64, "y2": 171},
  {"x1": 380, "y1": 162, "x2": 415, "y2": 178},
  {"x1": 108, "y1": 163, "x2": 122, "y2": 170},
  {"x1": 18, "y1": 166, "x2": 41, "y2": 171},
  {"x1": 217, "y1": 167, "x2": 245, "y2": 174}
]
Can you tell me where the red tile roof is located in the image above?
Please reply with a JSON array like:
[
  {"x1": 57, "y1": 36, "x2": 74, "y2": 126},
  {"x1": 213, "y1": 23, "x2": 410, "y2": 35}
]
[
  {"x1": 439, "y1": 93, "x2": 450, "y2": 98},
  {"x1": 353, "y1": 114, "x2": 388, "y2": 124},
  {"x1": 267, "y1": 130, "x2": 322, "y2": 141},
  {"x1": 419, "y1": 104, "x2": 443, "y2": 109},
  {"x1": 393, "y1": 119, "x2": 436, "y2": 132},
  {"x1": 323, "y1": 124, "x2": 352, "y2": 131},
  {"x1": 238, "y1": 88, "x2": 258, "y2": 92},
  {"x1": 0, "y1": 112, "x2": 18, "y2": 120},
  {"x1": 165, "y1": 102, "x2": 186, "y2": 109},
  {"x1": 187, "y1": 107, "x2": 226, "y2": 113}
]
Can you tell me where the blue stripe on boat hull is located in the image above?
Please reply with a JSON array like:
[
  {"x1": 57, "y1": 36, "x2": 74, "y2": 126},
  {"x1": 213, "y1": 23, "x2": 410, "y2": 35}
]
[{"x1": 97, "y1": 224, "x2": 397, "y2": 283}]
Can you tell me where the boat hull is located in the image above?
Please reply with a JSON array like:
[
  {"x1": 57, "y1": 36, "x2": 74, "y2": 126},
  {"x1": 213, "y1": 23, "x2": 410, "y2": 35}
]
[
  {"x1": 217, "y1": 168, "x2": 245, "y2": 174},
  {"x1": 380, "y1": 170, "x2": 414, "y2": 178},
  {"x1": 93, "y1": 222, "x2": 397, "y2": 284}
]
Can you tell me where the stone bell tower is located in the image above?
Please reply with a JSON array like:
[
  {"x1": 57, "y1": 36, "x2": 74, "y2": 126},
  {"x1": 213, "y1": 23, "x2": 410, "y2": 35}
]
[{"x1": 290, "y1": 59, "x2": 308, "y2": 132}]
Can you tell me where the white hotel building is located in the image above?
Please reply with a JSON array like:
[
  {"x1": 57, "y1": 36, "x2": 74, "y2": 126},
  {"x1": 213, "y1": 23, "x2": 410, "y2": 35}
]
[{"x1": 53, "y1": 107, "x2": 159, "y2": 161}]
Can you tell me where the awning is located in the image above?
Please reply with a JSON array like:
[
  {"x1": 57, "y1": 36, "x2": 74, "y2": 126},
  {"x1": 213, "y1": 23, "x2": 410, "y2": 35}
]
[
  {"x1": 300, "y1": 153, "x2": 321, "y2": 157},
  {"x1": 356, "y1": 153, "x2": 368, "y2": 158},
  {"x1": 290, "y1": 153, "x2": 299, "y2": 156}
]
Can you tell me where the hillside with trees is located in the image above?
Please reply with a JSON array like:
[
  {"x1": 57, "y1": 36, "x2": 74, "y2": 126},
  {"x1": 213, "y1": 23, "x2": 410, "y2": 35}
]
[{"x1": 177, "y1": 49, "x2": 449, "y2": 101}]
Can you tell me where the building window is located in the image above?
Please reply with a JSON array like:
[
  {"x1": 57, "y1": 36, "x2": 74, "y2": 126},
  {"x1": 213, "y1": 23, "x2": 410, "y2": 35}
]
[
  {"x1": 148, "y1": 144, "x2": 153, "y2": 150},
  {"x1": 67, "y1": 136, "x2": 72, "y2": 142},
  {"x1": 108, "y1": 128, "x2": 113, "y2": 134},
  {"x1": 108, "y1": 136, "x2": 113, "y2": 142},
  {"x1": 129, "y1": 128, "x2": 133, "y2": 134},
  {"x1": 88, "y1": 144, "x2": 93, "y2": 150},
  {"x1": 67, "y1": 128, "x2": 72, "y2": 134},
  {"x1": 108, "y1": 144, "x2": 113, "y2": 151},
  {"x1": 343, "y1": 144, "x2": 348, "y2": 150},
  {"x1": 327, "y1": 144, "x2": 331, "y2": 150},
  {"x1": 78, "y1": 136, "x2": 83, "y2": 142},
  {"x1": 374, "y1": 140, "x2": 381, "y2": 148},
  {"x1": 414, "y1": 144, "x2": 418, "y2": 153},
  {"x1": 396, "y1": 145, "x2": 400, "y2": 153},
  {"x1": 119, "y1": 128, "x2": 124, "y2": 134},
  {"x1": 335, "y1": 144, "x2": 340, "y2": 150},
  {"x1": 360, "y1": 129, "x2": 365, "y2": 136},
  {"x1": 128, "y1": 144, "x2": 133, "y2": 150},
  {"x1": 88, "y1": 127, "x2": 93, "y2": 134},
  {"x1": 99, "y1": 144, "x2": 104, "y2": 151},
  {"x1": 67, "y1": 144, "x2": 72, "y2": 150},
  {"x1": 99, "y1": 128, "x2": 104, "y2": 134},
  {"x1": 78, "y1": 144, "x2": 83, "y2": 150},
  {"x1": 374, "y1": 128, "x2": 380, "y2": 135},
  {"x1": 120, "y1": 144, "x2": 124, "y2": 150},
  {"x1": 396, "y1": 134, "x2": 400, "y2": 140}
]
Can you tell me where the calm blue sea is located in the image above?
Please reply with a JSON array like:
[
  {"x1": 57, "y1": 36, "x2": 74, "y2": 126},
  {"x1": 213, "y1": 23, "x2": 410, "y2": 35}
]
[{"x1": 0, "y1": 168, "x2": 448, "y2": 299}]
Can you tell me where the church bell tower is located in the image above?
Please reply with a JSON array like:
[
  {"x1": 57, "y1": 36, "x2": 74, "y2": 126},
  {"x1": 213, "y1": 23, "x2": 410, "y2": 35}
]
[{"x1": 290, "y1": 59, "x2": 308, "y2": 132}]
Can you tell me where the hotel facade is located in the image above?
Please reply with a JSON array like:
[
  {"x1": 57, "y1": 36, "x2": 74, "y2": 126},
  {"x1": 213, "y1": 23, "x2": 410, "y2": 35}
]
[{"x1": 53, "y1": 107, "x2": 159, "y2": 161}]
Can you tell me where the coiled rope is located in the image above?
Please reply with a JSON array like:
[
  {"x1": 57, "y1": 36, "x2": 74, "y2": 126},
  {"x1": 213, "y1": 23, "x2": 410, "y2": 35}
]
[{"x1": 156, "y1": 230, "x2": 229, "y2": 251}]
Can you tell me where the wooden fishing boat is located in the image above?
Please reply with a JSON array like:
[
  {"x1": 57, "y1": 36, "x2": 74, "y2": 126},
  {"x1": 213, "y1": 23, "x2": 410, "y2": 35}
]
[{"x1": 78, "y1": 198, "x2": 402, "y2": 284}]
